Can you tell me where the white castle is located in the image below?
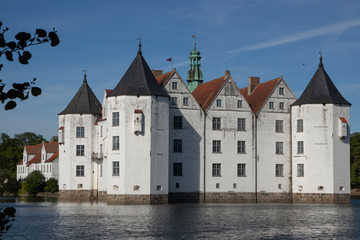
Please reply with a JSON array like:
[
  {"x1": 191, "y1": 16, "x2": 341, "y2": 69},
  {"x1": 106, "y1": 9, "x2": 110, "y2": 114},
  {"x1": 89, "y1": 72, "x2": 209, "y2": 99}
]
[{"x1": 58, "y1": 43, "x2": 351, "y2": 203}]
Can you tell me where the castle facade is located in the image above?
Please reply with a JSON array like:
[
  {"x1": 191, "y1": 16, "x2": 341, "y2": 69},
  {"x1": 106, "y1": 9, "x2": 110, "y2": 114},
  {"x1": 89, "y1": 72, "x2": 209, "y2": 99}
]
[{"x1": 58, "y1": 43, "x2": 351, "y2": 204}]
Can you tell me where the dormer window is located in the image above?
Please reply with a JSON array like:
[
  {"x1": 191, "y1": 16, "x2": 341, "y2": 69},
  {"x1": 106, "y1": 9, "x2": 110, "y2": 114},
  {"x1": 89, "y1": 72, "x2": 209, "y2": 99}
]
[
  {"x1": 269, "y1": 102, "x2": 274, "y2": 109},
  {"x1": 172, "y1": 82, "x2": 178, "y2": 90},
  {"x1": 171, "y1": 97, "x2": 178, "y2": 105},
  {"x1": 237, "y1": 100, "x2": 243, "y2": 108}
]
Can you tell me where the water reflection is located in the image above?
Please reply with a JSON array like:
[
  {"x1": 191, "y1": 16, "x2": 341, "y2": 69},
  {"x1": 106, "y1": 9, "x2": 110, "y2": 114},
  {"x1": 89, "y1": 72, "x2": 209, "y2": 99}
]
[{"x1": 1, "y1": 198, "x2": 360, "y2": 239}]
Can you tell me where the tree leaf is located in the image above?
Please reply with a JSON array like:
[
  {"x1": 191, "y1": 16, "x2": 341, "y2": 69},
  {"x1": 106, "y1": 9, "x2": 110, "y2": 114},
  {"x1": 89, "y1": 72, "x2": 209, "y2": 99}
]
[
  {"x1": 18, "y1": 40, "x2": 27, "y2": 48},
  {"x1": 48, "y1": 32, "x2": 60, "y2": 47},
  {"x1": 12, "y1": 83, "x2": 27, "y2": 91},
  {"x1": 5, "y1": 100, "x2": 16, "y2": 110},
  {"x1": 23, "y1": 51, "x2": 32, "y2": 61},
  {"x1": 5, "y1": 224, "x2": 12, "y2": 231},
  {"x1": 36, "y1": 29, "x2": 47, "y2": 38},
  {"x1": 7, "y1": 89, "x2": 19, "y2": 99},
  {"x1": 5, "y1": 51, "x2": 13, "y2": 61},
  {"x1": 0, "y1": 33, "x2": 5, "y2": 48},
  {"x1": 31, "y1": 87, "x2": 42, "y2": 96},
  {"x1": 5, "y1": 41, "x2": 16, "y2": 50},
  {"x1": 15, "y1": 32, "x2": 31, "y2": 41}
]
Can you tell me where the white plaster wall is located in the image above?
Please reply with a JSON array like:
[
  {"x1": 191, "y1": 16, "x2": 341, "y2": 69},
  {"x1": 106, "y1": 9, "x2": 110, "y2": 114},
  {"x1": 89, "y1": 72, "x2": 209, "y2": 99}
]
[
  {"x1": 205, "y1": 80, "x2": 254, "y2": 193},
  {"x1": 257, "y1": 81, "x2": 295, "y2": 193},
  {"x1": 291, "y1": 104, "x2": 349, "y2": 194},
  {"x1": 59, "y1": 114, "x2": 98, "y2": 191}
]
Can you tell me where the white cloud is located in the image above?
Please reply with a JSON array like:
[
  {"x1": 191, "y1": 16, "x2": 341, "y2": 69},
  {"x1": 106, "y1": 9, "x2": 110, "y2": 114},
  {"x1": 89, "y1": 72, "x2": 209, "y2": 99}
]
[{"x1": 227, "y1": 19, "x2": 360, "y2": 54}]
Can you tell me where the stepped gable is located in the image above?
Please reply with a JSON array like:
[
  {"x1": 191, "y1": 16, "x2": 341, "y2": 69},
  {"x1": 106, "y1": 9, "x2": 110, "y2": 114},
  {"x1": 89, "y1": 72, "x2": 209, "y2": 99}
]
[
  {"x1": 192, "y1": 75, "x2": 228, "y2": 111},
  {"x1": 240, "y1": 77, "x2": 282, "y2": 114},
  {"x1": 107, "y1": 45, "x2": 170, "y2": 98},
  {"x1": 292, "y1": 57, "x2": 351, "y2": 106},
  {"x1": 59, "y1": 74, "x2": 101, "y2": 115}
]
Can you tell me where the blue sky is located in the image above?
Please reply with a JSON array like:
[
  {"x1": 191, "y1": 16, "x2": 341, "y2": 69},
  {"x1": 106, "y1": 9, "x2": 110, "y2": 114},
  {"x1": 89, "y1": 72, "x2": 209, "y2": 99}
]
[{"x1": 1, "y1": 0, "x2": 360, "y2": 140}]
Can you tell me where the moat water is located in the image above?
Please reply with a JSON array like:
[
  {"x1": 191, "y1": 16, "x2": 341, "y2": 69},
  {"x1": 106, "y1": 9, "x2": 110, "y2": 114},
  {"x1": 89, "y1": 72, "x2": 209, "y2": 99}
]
[{"x1": 1, "y1": 197, "x2": 360, "y2": 239}]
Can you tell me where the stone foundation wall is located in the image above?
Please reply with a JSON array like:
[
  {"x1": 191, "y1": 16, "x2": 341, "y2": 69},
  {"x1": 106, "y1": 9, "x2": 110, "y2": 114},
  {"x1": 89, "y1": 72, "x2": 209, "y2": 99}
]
[
  {"x1": 107, "y1": 194, "x2": 168, "y2": 204},
  {"x1": 169, "y1": 192, "x2": 205, "y2": 203},
  {"x1": 292, "y1": 193, "x2": 351, "y2": 204},
  {"x1": 59, "y1": 190, "x2": 93, "y2": 200}
]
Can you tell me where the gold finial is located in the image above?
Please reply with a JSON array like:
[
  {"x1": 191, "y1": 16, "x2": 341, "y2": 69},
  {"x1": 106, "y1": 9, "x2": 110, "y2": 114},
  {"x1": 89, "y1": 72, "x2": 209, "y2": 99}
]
[
  {"x1": 192, "y1": 35, "x2": 197, "y2": 50},
  {"x1": 137, "y1": 35, "x2": 143, "y2": 55}
]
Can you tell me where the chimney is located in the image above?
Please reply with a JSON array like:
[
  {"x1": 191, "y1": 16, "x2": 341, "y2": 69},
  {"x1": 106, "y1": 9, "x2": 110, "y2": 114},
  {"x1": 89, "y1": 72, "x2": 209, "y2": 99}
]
[
  {"x1": 248, "y1": 77, "x2": 260, "y2": 95},
  {"x1": 152, "y1": 70, "x2": 163, "y2": 78},
  {"x1": 225, "y1": 70, "x2": 230, "y2": 76}
]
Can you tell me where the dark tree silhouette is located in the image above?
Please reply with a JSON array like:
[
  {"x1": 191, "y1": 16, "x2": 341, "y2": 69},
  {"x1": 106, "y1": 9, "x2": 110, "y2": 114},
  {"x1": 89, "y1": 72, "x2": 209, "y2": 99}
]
[
  {"x1": 0, "y1": 207, "x2": 16, "y2": 238},
  {"x1": 0, "y1": 21, "x2": 60, "y2": 110}
]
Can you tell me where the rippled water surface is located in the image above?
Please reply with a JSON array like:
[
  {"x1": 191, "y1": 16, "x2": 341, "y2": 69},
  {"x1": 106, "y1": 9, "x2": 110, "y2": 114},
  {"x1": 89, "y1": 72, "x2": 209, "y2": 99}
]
[{"x1": 1, "y1": 198, "x2": 360, "y2": 239}]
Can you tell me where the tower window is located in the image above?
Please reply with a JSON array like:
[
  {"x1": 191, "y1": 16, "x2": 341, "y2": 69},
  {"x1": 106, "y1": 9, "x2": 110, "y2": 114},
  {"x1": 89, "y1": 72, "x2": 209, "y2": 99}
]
[
  {"x1": 276, "y1": 142, "x2": 283, "y2": 154},
  {"x1": 297, "y1": 141, "x2": 304, "y2": 154},
  {"x1": 112, "y1": 136, "x2": 119, "y2": 150},
  {"x1": 173, "y1": 139, "x2": 183, "y2": 153},
  {"x1": 173, "y1": 116, "x2": 183, "y2": 129},
  {"x1": 237, "y1": 164, "x2": 246, "y2": 177},
  {"x1": 275, "y1": 164, "x2": 283, "y2": 177},
  {"x1": 112, "y1": 161, "x2": 119, "y2": 176},
  {"x1": 76, "y1": 126, "x2": 85, "y2": 138},
  {"x1": 173, "y1": 163, "x2": 183, "y2": 176},
  {"x1": 76, "y1": 165, "x2": 84, "y2": 177},
  {"x1": 276, "y1": 120, "x2": 283, "y2": 132},
  {"x1": 212, "y1": 164, "x2": 221, "y2": 177},
  {"x1": 237, "y1": 141, "x2": 246, "y2": 154},
  {"x1": 237, "y1": 118, "x2": 246, "y2": 131},
  {"x1": 76, "y1": 145, "x2": 85, "y2": 156},
  {"x1": 216, "y1": 99, "x2": 222, "y2": 107},
  {"x1": 112, "y1": 112, "x2": 119, "y2": 126},
  {"x1": 297, "y1": 164, "x2": 304, "y2": 177},
  {"x1": 212, "y1": 140, "x2": 221, "y2": 153},
  {"x1": 297, "y1": 119, "x2": 303, "y2": 132}
]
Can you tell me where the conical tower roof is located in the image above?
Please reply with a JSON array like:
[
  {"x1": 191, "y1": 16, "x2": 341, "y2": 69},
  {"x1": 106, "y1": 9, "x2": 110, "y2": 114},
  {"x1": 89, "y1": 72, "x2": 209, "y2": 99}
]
[
  {"x1": 59, "y1": 74, "x2": 102, "y2": 115},
  {"x1": 107, "y1": 44, "x2": 169, "y2": 98},
  {"x1": 292, "y1": 57, "x2": 350, "y2": 106}
]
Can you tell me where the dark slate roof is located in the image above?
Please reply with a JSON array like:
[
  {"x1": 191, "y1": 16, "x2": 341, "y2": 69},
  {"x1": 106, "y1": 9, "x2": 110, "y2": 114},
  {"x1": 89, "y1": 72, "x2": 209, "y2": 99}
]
[
  {"x1": 107, "y1": 49, "x2": 170, "y2": 98},
  {"x1": 292, "y1": 59, "x2": 351, "y2": 106},
  {"x1": 59, "y1": 76, "x2": 102, "y2": 115}
]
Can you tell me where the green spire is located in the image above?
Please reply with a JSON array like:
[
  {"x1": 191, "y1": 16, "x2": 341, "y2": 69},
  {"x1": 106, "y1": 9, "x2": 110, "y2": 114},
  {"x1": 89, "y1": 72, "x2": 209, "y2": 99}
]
[{"x1": 187, "y1": 35, "x2": 203, "y2": 92}]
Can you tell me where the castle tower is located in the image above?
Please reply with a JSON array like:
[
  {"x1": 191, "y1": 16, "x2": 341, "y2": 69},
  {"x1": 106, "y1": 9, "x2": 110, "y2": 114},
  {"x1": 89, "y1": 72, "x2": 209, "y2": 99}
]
[
  {"x1": 291, "y1": 56, "x2": 351, "y2": 203},
  {"x1": 58, "y1": 73, "x2": 102, "y2": 199},
  {"x1": 105, "y1": 43, "x2": 170, "y2": 203},
  {"x1": 187, "y1": 36, "x2": 203, "y2": 92}
]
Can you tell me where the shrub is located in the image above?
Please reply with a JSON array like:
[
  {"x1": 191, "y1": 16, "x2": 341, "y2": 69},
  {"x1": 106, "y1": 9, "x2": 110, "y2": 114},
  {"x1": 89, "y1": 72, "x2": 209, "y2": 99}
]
[
  {"x1": 24, "y1": 170, "x2": 45, "y2": 195},
  {"x1": 44, "y1": 178, "x2": 58, "y2": 193}
]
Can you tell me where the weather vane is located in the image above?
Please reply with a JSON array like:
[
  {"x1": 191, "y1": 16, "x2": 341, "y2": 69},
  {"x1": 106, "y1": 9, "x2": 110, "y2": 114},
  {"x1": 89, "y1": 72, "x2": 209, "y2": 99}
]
[
  {"x1": 192, "y1": 35, "x2": 197, "y2": 50},
  {"x1": 137, "y1": 34, "x2": 143, "y2": 55},
  {"x1": 82, "y1": 69, "x2": 87, "y2": 82}
]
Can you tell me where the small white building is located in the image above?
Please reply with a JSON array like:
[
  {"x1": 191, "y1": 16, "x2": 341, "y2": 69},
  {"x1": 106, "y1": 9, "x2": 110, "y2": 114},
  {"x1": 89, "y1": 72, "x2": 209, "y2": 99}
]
[
  {"x1": 58, "y1": 43, "x2": 351, "y2": 204},
  {"x1": 17, "y1": 141, "x2": 59, "y2": 181}
]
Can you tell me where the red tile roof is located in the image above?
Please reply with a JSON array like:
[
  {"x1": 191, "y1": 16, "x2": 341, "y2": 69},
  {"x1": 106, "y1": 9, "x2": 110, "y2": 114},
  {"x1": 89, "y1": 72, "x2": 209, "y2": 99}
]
[
  {"x1": 192, "y1": 76, "x2": 228, "y2": 111},
  {"x1": 105, "y1": 89, "x2": 112, "y2": 95},
  {"x1": 339, "y1": 117, "x2": 347, "y2": 123},
  {"x1": 240, "y1": 77, "x2": 282, "y2": 114},
  {"x1": 25, "y1": 145, "x2": 41, "y2": 155},
  {"x1": 26, "y1": 154, "x2": 41, "y2": 166},
  {"x1": 17, "y1": 160, "x2": 23, "y2": 165},
  {"x1": 45, "y1": 150, "x2": 59, "y2": 163},
  {"x1": 44, "y1": 142, "x2": 59, "y2": 153},
  {"x1": 58, "y1": 126, "x2": 64, "y2": 130},
  {"x1": 134, "y1": 109, "x2": 143, "y2": 113},
  {"x1": 156, "y1": 70, "x2": 175, "y2": 87}
]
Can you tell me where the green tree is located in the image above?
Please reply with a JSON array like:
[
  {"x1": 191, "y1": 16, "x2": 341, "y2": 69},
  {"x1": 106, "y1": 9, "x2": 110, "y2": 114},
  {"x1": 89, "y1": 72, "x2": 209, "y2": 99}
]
[
  {"x1": 0, "y1": 169, "x2": 21, "y2": 195},
  {"x1": 351, "y1": 132, "x2": 360, "y2": 188},
  {"x1": 23, "y1": 170, "x2": 45, "y2": 195},
  {"x1": 0, "y1": 21, "x2": 60, "y2": 110},
  {"x1": 44, "y1": 178, "x2": 58, "y2": 193},
  {"x1": 14, "y1": 132, "x2": 45, "y2": 146}
]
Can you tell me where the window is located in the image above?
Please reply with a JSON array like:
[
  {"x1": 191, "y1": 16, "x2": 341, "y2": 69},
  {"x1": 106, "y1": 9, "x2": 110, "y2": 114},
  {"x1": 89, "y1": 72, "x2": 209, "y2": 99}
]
[
  {"x1": 216, "y1": 183, "x2": 220, "y2": 188},
  {"x1": 176, "y1": 183, "x2": 180, "y2": 188},
  {"x1": 173, "y1": 139, "x2": 182, "y2": 153},
  {"x1": 297, "y1": 141, "x2": 304, "y2": 154},
  {"x1": 237, "y1": 100, "x2": 243, "y2": 108},
  {"x1": 112, "y1": 112, "x2": 119, "y2": 126},
  {"x1": 172, "y1": 82, "x2": 178, "y2": 90},
  {"x1": 76, "y1": 165, "x2": 84, "y2": 177},
  {"x1": 100, "y1": 164, "x2": 103, "y2": 177},
  {"x1": 171, "y1": 97, "x2": 178, "y2": 105},
  {"x1": 76, "y1": 126, "x2": 85, "y2": 138},
  {"x1": 276, "y1": 164, "x2": 283, "y2": 177},
  {"x1": 279, "y1": 87, "x2": 284, "y2": 95},
  {"x1": 173, "y1": 116, "x2": 183, "y2": 129},
  {"x1": 297, "y1": 164, "x2": 304, "y2": 177},
  {"x1": 212, "y1": 140, "x2": 221, "y2": 153},
  {"x1": 183, "y1": 98, "x2": 189, "y2": 106},
  {"x1": 212, "y1": 163, "x2": 221, "y2": 177},
  {"x1": 112, "y1": 136, "x2": 119, "y2": 150},
  {"x1": 237, "y1": 141, "x2": 246, "y2": 154},
  {"x1": 112, "y1": 161, "x2": 119, "y2": 176},
  {"x1": 76, "y1": 145, "x2": 85, "y2": 156},
  {"x1": 297, "y1": 119, "x2": 303, "y2": 132},
  {"x1": 216, "y1": 99, "x2": 222, "y2": 107},
  {"x1": 269, "y1": 101, "x2": 274, "y2": 109},
  {"x1": 100, "y1": 126, "x2": 103, "y2": 137},
  {"x1": 237, "y1": 164, "x2": 246, "y2": 177},
  {"x1": 237, "y1": 118, "x2": 246, "y2": 131},
  {"x1": 276, "y1": 120, "x2": 283, "y2": 133},
  {"x1": 212, "y1": 117, "x2": 221, "y2": 130},
  {"x1": 279, "y1": 102, "x2": 285, "y2": 110},
  {"x1": 276, "y1": 142, "x2": 283, "y2": 154},
  {"x1": 173, "y1": 163, "x2": 183, "y2": 176}
]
